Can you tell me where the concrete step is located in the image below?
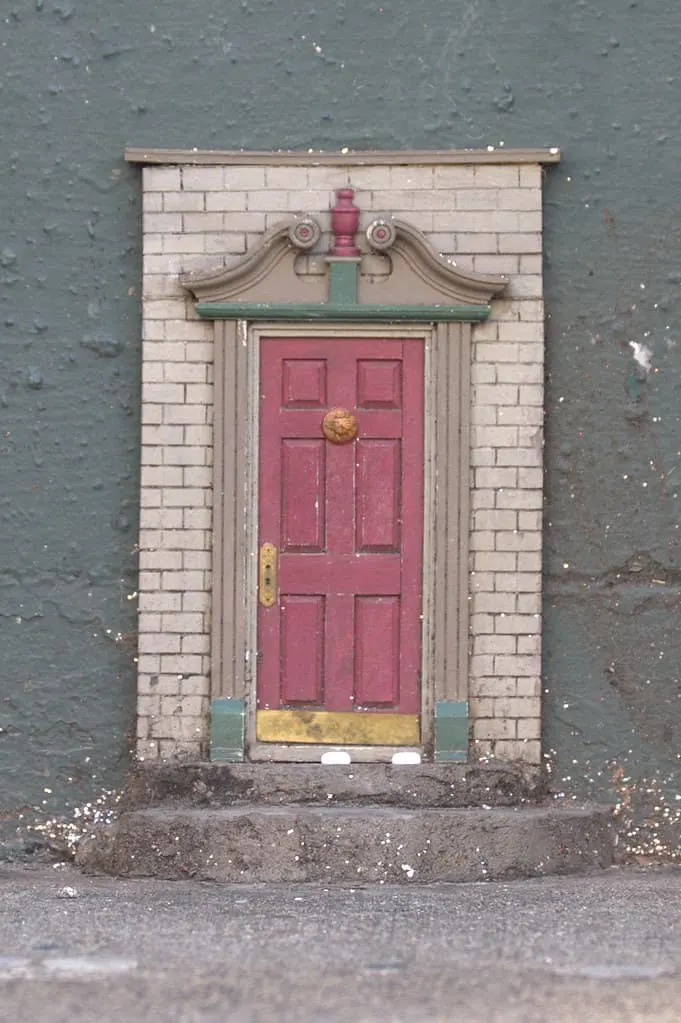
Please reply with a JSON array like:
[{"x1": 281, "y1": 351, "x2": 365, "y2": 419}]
[
  {"x1": 76, "y1": 804, "x2": 615, "y2": 883},
  {"x1": 119, "y1": 761, "x2": 546, "y2": 811}
]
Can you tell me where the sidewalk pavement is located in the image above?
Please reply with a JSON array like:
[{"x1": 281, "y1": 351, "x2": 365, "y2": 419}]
[{"x1": 1, "y1": 862, "x2": 680, "y2": 1022}]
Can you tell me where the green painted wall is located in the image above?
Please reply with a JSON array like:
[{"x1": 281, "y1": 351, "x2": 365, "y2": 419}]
[{"x1": 2, "y1": 0, "x2": 680, "y2": 854}]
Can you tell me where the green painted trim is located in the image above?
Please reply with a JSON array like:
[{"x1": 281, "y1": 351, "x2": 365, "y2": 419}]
[
  {"x1": 434, "y1": 700, "x2": 468, "y2": 717},
  {"x1": 434, "y1": 749, "x2": 468, "y2": 762},
  {"x1": 327, "y1": 259, "x2": 360, "y2": 305},
  {"x1": 195, "y1": 302, "x2": 491, "y2": 323},
  {"x1": 434, "y1": 700, "x2": 469, "y2": 762},
  {"x1": 210, "y1": 698, "x2": 245, "y2": 762}
]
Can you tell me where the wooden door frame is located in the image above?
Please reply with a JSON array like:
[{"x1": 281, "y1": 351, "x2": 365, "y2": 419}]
[{"x1": 211, "y1": 318, "x2": 471, "y2": 762}]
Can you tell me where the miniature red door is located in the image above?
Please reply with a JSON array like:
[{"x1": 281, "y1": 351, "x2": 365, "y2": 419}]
[{"x1": 256, "y1": 336, "x2": 423, "y2": 747}]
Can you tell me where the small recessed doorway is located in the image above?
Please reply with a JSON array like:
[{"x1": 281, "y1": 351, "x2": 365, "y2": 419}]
[{"x1": 255, "y1": 334, "x2": 424, "y2": 752}]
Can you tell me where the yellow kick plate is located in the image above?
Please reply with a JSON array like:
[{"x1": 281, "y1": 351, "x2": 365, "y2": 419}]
[{"x1": 256, "y1": 709, "x2": 420, "y2": 746}]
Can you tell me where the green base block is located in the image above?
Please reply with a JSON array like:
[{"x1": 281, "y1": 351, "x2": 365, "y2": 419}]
[
  {"x1": 434, "y1": 700, "x2": 468, "y2": 762},
  {"x1": 210, "y1": 698, "x2": 245, "y2": 762}
]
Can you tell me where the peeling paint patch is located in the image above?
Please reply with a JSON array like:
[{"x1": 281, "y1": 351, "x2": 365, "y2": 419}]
[{"x1": 629, "y1": 341, "x2": 653, "y2": 375}]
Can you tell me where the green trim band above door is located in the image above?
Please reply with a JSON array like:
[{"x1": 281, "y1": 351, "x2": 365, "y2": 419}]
[{"x1": 195, "y1": 301, "x2": 492, "y2": 322}]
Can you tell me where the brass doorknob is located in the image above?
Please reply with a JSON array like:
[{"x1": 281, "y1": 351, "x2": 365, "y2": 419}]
[{"x1": 322, "y1": 408, "x2": 358, "y2": 444}]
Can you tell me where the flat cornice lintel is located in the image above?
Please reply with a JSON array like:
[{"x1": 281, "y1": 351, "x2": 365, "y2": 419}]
[{"x1": 126, "y1": 146, "x2": 560, "y2": 166}]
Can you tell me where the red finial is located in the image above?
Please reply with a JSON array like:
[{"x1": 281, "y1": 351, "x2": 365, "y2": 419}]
[{"x1": 329, "y1": 187, "x2": 360, "y2": 257}]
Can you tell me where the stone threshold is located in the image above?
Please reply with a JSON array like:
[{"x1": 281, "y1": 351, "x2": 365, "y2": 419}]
[{"x1": 121, "y1": 761, "x2": 546, "y2": 811}]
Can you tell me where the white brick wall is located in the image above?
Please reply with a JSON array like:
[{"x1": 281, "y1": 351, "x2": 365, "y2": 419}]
[{"x1": 137, "y1": 159, "x2": 545, "y2": 764}]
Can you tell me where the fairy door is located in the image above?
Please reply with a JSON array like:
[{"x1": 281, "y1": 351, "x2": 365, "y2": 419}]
[{"x1": 256, "y1": 335, "x2": 424, "y2": 749}]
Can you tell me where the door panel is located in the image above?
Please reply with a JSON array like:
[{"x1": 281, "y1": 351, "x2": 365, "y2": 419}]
[
  {"x1": 281, "y1": 440, "x2": 326, "y2": 551},
  {"x1": 257, "y1": 336, "x2": 423, "y2": 745},
  {"x1": 354, "y1": 596, "x2": 400, "y2": 706},
  {"x1": 281, "y1": 359, "x2": 327, "y2": 408},
  {"x1": 280, "y1": 595, "x2": 325, "y2": 704},
  {"x1": 356, "y1": 440, "x2": 401, "y2": 551},
  {"x1": 357, "y1": 359, "x2": 402, "y2": 408}
]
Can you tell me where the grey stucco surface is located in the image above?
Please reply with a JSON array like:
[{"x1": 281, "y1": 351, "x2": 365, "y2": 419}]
[
  {"x1": 1, "y1": 0, "x2": 681, "y2": 853},
  {"x1": 3, "y1": 865, "x2": 681, "y2": 1022}
]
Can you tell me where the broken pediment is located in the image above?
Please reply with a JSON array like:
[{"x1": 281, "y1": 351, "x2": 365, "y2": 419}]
[{"x1": 181, "y1": 188, "x2": 507, "y2": 321}]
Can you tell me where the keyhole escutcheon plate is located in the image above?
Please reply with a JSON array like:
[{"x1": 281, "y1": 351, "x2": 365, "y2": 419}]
[{"x1": 259, "y1": 543, "x2": 278, "y2": 607}]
